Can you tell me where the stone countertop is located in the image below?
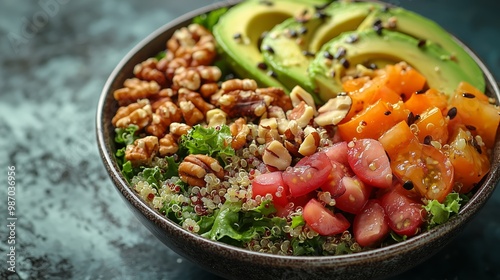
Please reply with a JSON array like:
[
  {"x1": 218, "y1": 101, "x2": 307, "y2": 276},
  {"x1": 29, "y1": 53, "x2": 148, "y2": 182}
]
[{"x1": 0, "y1": 0, "x2": 498, "y2": 279}]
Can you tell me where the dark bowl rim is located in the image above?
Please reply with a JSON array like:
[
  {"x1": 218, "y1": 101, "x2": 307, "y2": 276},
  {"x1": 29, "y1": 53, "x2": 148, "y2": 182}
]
[{"x1": 96, "y1": 0, "x2": 500, "y2": 266}]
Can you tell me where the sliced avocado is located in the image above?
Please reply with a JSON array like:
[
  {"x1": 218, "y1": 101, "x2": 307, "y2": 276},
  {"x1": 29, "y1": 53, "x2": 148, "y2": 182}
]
[
  {"x1": 309, "y1": 29, "x2": 475, "y2": 102},
  {"x1": 261, "y1": 1, "x2": 382, "y2": 103},
  {"x1": 213, "y1": 0, "x2": 329, "y2": 90},
  {"x1": 357, "y1": 6, "x2": 485, "y2": 91}
]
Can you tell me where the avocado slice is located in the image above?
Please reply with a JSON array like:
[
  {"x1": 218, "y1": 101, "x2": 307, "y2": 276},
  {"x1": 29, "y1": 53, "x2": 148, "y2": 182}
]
[
  {"x1": 357, "y1": 6, "x2": 485, "y2": 91},
  {"x1": 261, "y1": 1, "x2": 382, "y2": 103},
  {"x1": 213, "y1": 0, "x2": 329, "y2": 90},
  {"x1": 309, "y1": 29, "x2": 475, "y2": 102}
]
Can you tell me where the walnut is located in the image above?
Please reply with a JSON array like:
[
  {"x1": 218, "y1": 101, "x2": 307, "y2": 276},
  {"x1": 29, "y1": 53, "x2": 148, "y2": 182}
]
[
  {"x1": 200, "y1": 83, "x2": 220, "y2": 99},
  {"x1": 167, "y1": 23, "x2": 217, "y2": 67},
  {"x1": 262, "y1": 140, "x2": 292, "y2": 171},
  {"x1": 206, "y1": 109, "x2": 227, "y2": 128},
  {"x1": 112, "y1": 99, "x2": 152, "y2": 130},
  {"x1": 170, "y1": 122, "x2": 191, "y2": 137},
  {"x1": 178, "y1": 88, "x2": 215, "y2": 126},
  {"x1": 179, "y1": 154, "x2": 224, "y2": 187},
  {"x1": 287, "y1": 101, "x2": 315, "y2": 128},
  {"x1": 159, "y1": 133, "x2": 179, "y2": 156},
  {"x1": 230, "y1": 118, "x2": 250, "y2": 150},
  {"x1": 158, "y1": 56, "x2": 189, "y2": 81},
  {"x1": 146, "y1": 100, "x2": 182, "y2": 137},
  {"x1": 133, "y1": 57, "x2": 167, "y2": 87},
  {"x1": 113, "y1": 78, "x2": 160, "y2": 105},
  {"x1": 221, "y1": 79, "x2": 258, "y2": 93},
  {"x1": 218, "y1": 90, "x2": 269, "y2": 119},
  {"x1": 172, "y1": 66, "x2": 221, "y2": 91},
  {"x1": 125, "y1": 136, "x2": 159, "y2": 166},
  {"x1": 256, "y1": 87, "x2": 293, "y2": 112}
]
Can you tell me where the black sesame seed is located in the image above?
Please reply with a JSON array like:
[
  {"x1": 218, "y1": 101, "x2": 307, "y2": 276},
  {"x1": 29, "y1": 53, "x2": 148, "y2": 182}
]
[
  {"x1": 302, "y1": 50, "x2": 315, "y2": 57},
  {"x1": 298, "y1": 26, "x2": 308, "y2": 35},
  {"x1": 447, "y1": 107, "x2": 457, "y2": 120},
  {"x1": 373, "y1": 25, "x2": 383, "y2": 35},
  {"x1": 263, "y1": 45, "x2": 275, "y2": 54},
  {"x1": 340, "y1": 58, "x2": 350, "y2": 68},
  {"x1": 267, "y1": 70, "x2": 277, "y2": 78},
  {"x1": 423, "y1": 135, "x2": 432, "y2": 145},
  {"x1": 417, "y1": 39, "x2": 427, "y2": 48},
  {"x1": 465, "y1": 124, "x2": 477, "y2": 131},
  {"x1": 233, "y1": 33, "x2": 242, "y2": 40},
  {"x1": 289, "y1": 29, "x2": 298, "y2": 38},
  {"x1": 345, "y1": 34, "x2": 359, "y2": 44},
  {"x1": 367, "y1": 63, "x2": 378, "y2": 70},
  {"x1": 323, "y1": 51, "x2": 334, "y2": 60},
  {"x1": 471, "y1": 137, "x2": 482, "y2": 154},
  {"x1": 373, "y1": 19, "x2": 383, "y2": 27},
  {"x1": 384, "y1": 110, "x2": 391, "y2": 116},
  {"x1": 381, "y1": 5, "x2": 391, "y2": 12},
  {"x1": 257, "y1": 62, "x2": 268, "y2": 70},
  {"x1": 462, "y1": 92, "x2": 476, "y2": 98},
  {"x1": 334, "y1": 47, "x2": 347, "y2": 59},
  {"x1": 403, "y1": 180, "x2": 414, "y2": 190},
  {"x1": 315, "y1": 10, "x2": 328, "y2": 19},
  {"x1": 407, "y1": 112, "x2": 416, "y2": 125}
]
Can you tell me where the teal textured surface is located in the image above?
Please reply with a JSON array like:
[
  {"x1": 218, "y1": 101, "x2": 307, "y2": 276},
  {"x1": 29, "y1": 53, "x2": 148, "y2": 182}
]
[{"x1": 0, "y1": 0, "x2": 499, "y2": 279}]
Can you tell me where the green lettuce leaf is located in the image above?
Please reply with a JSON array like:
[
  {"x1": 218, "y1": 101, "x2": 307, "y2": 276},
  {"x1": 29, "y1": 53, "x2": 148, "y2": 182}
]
[
  {"x1": 192, "y1": 7, "x2": 228, "y2": 32},
  {"x1": 424, "y1": 192, "x2": 462, "y2": 227},
  {"x1": 179, "y1": 124, "x2": 234, "y2": 165},
  {"x1": 201, "y1": 200, "x2": 286, "y2": 245}
]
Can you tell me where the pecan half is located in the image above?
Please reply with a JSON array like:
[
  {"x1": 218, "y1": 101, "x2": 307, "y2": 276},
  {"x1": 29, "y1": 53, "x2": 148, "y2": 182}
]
[
  {"x1": 179, "y1": 154, "x2": 224, "y2": 187},
  {"x1": 125, "y1": 136, "x2": 159, "y2": 166}
]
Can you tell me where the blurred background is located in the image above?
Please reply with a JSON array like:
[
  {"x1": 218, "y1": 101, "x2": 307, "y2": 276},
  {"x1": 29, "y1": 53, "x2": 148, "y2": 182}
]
[{"x1": 0, "y1": 0, "x2": 499, "y2": 279}]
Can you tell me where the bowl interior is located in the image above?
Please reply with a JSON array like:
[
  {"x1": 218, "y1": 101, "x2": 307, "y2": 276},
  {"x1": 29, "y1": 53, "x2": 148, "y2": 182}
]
[{"x1": 96, "y1": 1, "x2": 500, "y2": 279}]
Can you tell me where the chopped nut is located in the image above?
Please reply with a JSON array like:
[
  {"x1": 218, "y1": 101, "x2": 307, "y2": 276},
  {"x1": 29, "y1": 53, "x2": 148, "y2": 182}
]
[
  {"x1": 113, "y1": 78, "x2": 160, "y2": 105},
  {"x1": 159, "y1": 133, "x2": 179, "y2": 156},
  {"x1": 257, "y1": 118, "x2": 279, "y2": 144},
  {"x1": 230, "y1": 118, "x2": 250, "y2": 150},
  {"x1": 112, "y1": 99, "x2": 152, "y2": 130},
  {"x1": 283, "y1": 120, "x2": 304, "y2": 157},
  {"x1": 314, "y1": 95, "x2": 352, "y2": 127},
  {"x1": 262, "y1": 140, "x2": 292, "y2": 171},
  {"x1": 287, "y1": 101, "x2": 315, "y2": 128},
  {"x1": 125, "y1": 136, "x2": 159, "y2": 166},
  {"x1": 290, "y1": 85, "x2": 317, "y2": 113},
  {"x1": 178, "y1": 88, "x2": 214, "y2": 126},
  {"x1": 298, "y1": 130, "x2": 320, "y2": 156},
  {"x1": 206, "y1": 109, "x2": 227, "y2": 128},
  {"x1": 267, "y1": 106, "x2": 289, "y2": 134},
  {"x1": 173, "y1": 66, "x2": 221, "y2": 91},
  {"x1": 179, "y1": 154, "x2": 224, "y2": 187}
]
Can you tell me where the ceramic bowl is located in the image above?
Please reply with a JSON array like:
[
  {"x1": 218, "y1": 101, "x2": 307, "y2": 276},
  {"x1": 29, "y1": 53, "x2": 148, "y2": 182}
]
[{"x1": 96, "y1": 1, "x2": 500, "y2": 279}]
